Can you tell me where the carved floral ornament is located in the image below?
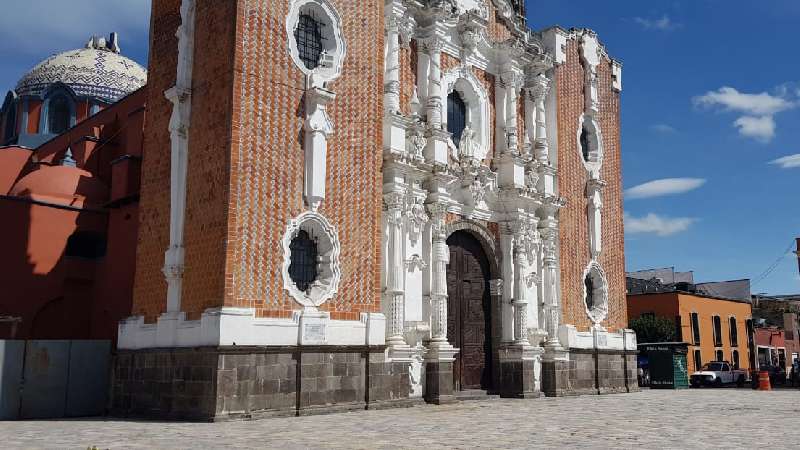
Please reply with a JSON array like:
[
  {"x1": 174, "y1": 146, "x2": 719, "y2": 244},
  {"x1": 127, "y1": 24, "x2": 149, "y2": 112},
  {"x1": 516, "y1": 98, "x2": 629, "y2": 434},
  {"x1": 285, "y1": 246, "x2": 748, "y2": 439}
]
[{"x1": 281, "y1": 211, "x2": 342, "y2": 309}]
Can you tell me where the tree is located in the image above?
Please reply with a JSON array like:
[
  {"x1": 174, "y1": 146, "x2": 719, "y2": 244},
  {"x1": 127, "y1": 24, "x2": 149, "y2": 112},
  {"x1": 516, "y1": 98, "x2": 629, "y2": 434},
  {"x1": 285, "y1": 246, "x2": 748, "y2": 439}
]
[{"x1": 629, "y1": 315, "x2": 676, "y2": 343}]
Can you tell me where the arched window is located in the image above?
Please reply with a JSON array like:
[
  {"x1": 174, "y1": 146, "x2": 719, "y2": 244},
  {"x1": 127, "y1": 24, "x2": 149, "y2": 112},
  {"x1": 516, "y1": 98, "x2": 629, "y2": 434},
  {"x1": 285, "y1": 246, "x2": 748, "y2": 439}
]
[
  {"x1": 288, "y1": 229, "x2": 318, "y2": 292},
  {"x1": 3, "y1": 102, "x2": 16, "y2": 142},
  {"x1": 584, "y1": 274, "x2": 595, "y2": 310},
  {"x1": 65, "y1": 231, "x2": 107, "y2": 259},
  {"x1": 447, "y1": 91, "x2": 467, "y2": 146},
  {"x1": 580, "y1": 126, "x2": 591, "y2": 162},
  {"x1": 48, "y1": 95, "x2": 71, "y2": 134},
  {"x1": 294, "y1": 13, "x2": 325, "y2": 70}
]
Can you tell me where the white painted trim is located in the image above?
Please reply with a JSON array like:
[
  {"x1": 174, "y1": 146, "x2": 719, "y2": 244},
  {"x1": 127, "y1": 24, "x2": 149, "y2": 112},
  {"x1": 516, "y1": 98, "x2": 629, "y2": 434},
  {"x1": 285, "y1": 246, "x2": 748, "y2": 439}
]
[{"x1": 117, "y1": 308, "x2": 387, "y2": 349}]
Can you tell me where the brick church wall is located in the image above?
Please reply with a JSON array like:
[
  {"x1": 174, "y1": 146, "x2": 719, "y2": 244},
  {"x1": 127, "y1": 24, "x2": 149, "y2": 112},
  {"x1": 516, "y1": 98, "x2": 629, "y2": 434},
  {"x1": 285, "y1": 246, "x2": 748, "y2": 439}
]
[
  {"x1": 225, "y1": 0, "x2": 385, "y2": 320},
  {"x1": 131, "y1": 0, "x2": 182, "y2": 321},
  {"x1": 556, "y1": 39, "x2": 626, "y2": 333}
]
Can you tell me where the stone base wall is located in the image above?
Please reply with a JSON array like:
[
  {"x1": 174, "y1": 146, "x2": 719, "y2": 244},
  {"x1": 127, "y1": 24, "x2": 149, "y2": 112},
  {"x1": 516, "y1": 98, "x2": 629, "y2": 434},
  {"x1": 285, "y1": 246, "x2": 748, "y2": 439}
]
[
  {"x1": 541, "y1": 349, "x2": 637, "y2": 397},
  {"x1": 111, "y1": 346, "x2": 415, "y2": 421}
]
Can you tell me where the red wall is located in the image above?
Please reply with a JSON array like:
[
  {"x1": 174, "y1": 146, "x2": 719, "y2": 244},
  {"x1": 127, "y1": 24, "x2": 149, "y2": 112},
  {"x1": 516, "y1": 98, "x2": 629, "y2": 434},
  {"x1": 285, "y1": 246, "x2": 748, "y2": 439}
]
[{"x1": 0, "y1": 89, "x2": 146, "y2": 342}]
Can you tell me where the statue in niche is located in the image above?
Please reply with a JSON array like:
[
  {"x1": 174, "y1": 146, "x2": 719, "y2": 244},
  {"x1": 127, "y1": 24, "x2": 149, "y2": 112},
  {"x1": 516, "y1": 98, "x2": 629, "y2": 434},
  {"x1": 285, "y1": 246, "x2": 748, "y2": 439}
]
[{"x1": 458, "y1": 125, "x2": 481, "y2": 167}]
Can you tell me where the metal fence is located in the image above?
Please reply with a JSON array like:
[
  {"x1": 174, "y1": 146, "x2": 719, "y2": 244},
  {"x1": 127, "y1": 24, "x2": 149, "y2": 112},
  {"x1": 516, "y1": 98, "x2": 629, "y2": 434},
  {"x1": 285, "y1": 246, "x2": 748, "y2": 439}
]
[{"x1": 0, "y1": 340, "x2": 110, "y2": 419}]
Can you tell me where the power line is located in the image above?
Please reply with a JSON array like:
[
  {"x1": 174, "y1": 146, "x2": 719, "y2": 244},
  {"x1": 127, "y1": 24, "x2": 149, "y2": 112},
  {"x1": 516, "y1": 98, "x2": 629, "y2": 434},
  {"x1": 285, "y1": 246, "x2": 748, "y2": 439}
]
[{"x1": 751, "y1": 240, "x2": 796, "y2": 287}]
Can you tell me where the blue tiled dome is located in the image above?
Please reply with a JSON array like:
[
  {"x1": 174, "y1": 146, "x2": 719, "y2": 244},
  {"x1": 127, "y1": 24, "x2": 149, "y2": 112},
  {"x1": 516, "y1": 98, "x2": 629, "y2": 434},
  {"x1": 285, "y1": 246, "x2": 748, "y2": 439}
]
[{"x1": 15, "y1": 34, "x2": 146, "y2": 103}]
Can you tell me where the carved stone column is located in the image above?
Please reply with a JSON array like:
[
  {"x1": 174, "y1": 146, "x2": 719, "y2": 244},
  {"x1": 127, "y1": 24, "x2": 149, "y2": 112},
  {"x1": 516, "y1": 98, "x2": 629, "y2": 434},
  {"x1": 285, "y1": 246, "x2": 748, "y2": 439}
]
[
  {"x1": 512, "y1": 237, "x2": 529, "y2": 345},
  {"x1": 384, "y1": 191, "x2": 407, "y2": 347},
  {"x1": 384, "y1": 16, "x2": 401, "y2": 114},
  {"x1": 540, "y1": 225, "x2": 562, "y2": 352},
  {"x1": 424, "y1": 202, "x2": 458, "y2": 404},
  {"x1": 531, "y1": 74, "x2": 550, "y2": 164},
  {"x1": 425, "y1": 39, "x2": 443, "y2": 129}
]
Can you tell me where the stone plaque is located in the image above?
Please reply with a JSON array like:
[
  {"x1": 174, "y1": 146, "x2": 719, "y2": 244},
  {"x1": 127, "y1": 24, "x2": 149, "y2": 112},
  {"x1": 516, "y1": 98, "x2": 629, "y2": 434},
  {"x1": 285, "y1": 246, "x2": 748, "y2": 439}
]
[{"x1": 303, "y1": 323, "x2": 326, "y2": 343}]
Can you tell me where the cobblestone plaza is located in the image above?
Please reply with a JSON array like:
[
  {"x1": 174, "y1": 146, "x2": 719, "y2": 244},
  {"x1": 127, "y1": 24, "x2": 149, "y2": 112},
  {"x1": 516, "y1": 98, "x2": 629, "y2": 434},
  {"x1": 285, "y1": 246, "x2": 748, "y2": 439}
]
[{"x1": 2, "y1": 389, "x2": 799, "y2": 449}]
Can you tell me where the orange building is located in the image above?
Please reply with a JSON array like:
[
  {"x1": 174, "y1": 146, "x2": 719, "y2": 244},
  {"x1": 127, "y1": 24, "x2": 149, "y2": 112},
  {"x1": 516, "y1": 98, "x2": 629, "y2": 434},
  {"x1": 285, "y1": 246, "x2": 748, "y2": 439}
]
[{"x1": 628, "y1": 288, "x2": 754, "y2": 373}]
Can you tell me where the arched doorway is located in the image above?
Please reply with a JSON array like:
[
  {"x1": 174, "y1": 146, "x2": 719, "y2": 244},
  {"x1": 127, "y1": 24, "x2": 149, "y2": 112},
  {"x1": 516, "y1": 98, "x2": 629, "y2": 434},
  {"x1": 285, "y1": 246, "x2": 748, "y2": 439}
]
[{"x1": 446, "y1": 230, "x2": 493, "y2": 391}]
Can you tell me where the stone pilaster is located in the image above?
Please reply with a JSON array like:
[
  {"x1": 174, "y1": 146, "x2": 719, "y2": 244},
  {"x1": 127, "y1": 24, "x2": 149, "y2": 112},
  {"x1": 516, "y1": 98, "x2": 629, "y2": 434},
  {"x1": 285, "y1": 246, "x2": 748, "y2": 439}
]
[
  {"x1": 424, "y1": 203, "x2": 458, "y2": 404},
  {"x1": 162, "y1": 0, "x2": 196, "y2": 317}
]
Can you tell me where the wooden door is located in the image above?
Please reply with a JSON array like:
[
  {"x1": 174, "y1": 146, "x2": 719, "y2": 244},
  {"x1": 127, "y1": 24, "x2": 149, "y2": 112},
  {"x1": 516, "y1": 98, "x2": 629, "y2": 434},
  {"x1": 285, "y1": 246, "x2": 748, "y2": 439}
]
[{"x1": 446, "y1": 231, "x2": 492, "y2": 391}]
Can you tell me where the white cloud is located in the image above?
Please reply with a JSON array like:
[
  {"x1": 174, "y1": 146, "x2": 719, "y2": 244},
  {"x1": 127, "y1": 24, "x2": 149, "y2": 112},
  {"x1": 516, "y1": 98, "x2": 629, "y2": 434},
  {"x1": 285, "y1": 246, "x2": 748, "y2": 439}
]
[
  {"x1": 733, "y1": 115, "x2": 776, "y2": 143},
  {"x1": 769, "y1": 154, "x2": 800, "y2": 169},
  {"x1": 633, "y1": 15, "x2": 680, "y2": 31},
  {"x1": 625, "y1": 213, "x2": 695, "y2": 237},
  {"x1": 625, "y1": 178, "x2": 706, "y2": 200},
  {"x1": 693, "y1": 87, "x2": 793, "y2": 116},
  {"x1": 650, "y1": 124, "x2": 676, "y2": 134},
  {"x1": 692, "y1": 86, "x2": 796, "y2": 143},
  {"x1": 0, "y1": 1, "x2": 150, "y2": 55}
]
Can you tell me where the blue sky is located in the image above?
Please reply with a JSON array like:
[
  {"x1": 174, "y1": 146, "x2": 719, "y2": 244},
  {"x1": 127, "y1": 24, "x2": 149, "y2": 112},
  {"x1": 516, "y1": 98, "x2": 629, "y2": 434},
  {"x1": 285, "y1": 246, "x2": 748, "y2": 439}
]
[{"x1": 1, "y1": 1, "x2": 797, "y2": 294}]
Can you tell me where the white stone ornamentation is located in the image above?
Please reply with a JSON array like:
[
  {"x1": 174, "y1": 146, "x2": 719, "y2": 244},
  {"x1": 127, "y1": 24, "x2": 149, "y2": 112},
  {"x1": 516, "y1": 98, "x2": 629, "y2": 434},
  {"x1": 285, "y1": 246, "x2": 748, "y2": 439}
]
[
  {"x1": 163, "y1": 0, "x2": 196, "y2": 314},
  {"x1": 582, "y1": 260, "x2": 609, "y2": 328},
  {"x1": 281, "y1": 211, "x2": 342, "y2": 309},
  {"x1": 286, "y1": 0, "x2": 346, "y2": 88}
]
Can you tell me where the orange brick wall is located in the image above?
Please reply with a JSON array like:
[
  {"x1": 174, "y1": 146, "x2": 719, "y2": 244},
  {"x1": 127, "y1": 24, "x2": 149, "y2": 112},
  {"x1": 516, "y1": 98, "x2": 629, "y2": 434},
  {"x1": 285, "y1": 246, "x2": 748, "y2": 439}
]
[
  {"x1": 131, "y1": 0, "x2": 181, "y2": 321},
  {"x1": 181, "y1": 0, "x2": 238, "y2": 320},
  {"x1": 225, "y1": 0, "x2": 385, "y2": 321},
  {"x1": 556, "y1": 39, "x2": 626, "y2": 332}
]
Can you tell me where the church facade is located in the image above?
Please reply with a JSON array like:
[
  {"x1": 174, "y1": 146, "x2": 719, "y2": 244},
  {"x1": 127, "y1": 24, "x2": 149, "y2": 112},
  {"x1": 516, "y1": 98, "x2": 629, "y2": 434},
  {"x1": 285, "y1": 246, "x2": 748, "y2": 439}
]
[{"x1": 111, "y1": 0, "x2": 636, "y2": 419}]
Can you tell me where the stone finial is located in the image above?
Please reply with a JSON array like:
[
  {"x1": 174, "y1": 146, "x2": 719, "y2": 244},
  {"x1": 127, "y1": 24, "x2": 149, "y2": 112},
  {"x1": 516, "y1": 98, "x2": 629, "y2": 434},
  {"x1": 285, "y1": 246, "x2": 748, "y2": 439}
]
[{"x1": 60, "y1": 147, "x2": 76, "y2": 167}]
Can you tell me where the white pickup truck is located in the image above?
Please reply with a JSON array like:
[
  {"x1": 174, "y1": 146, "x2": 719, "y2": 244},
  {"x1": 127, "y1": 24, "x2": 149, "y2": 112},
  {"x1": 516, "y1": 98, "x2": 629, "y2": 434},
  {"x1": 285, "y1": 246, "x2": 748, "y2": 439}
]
[{"x1": 690, "y1": 361, "x2": 748, "y2": 387}]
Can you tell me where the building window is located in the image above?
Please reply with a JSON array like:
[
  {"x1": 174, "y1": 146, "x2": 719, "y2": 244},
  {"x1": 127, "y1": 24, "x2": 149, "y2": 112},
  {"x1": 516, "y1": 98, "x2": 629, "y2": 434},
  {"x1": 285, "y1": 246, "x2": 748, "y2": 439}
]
[
  {"x1": 4, "y1": 102, "x2": 17, "y2": 142},
  {"x1": 580, "y1": 126, "x2": 591, "y2": 162},
  {"x1": 64, "y1": 231, "x2": 107, "y2": 259},
  {"x1": 746, "y1": 319, "x2": 754, "y2": 346},
  {"x1": 694, "y1": 349, "x2": 702, "y2": 371},
  {"x1": 674, "y1": 315, "x2": 683, "y2": 342},
  {"x1": 48, "y1": 95, "x2": 71, "y2": 134},
  {"x1": 288, "y1": 229, "x2": 318, "y2": 292},
  {"x1": 729, "y1": 317, "x2": 738, "y2": 347},
  {"x1": 691, "y1": 312, "x2": 701, "y2": 344},
  {"x1": 713, "y1": 315, "x2": 722, "y2": 347},
  {"x1": 715, "y1": 349, "x2": 724, "y2": 362},
  {"x1": 584, "y1": 275, "x2": 595, "y2": 310},
  {"x1": 294, "y1": 13, "x2": 325, "y2": 70},
  {"x1": 447, "y1": 91, "x2": 467, "y2": 147},
  {"x1": 732, "y1": 349, "x2": 740, "y2": 369}
]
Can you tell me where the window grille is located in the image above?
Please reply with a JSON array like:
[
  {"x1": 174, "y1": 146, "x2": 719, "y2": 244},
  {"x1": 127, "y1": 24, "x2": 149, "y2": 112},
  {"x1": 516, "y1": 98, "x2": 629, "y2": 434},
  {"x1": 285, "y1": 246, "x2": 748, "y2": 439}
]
[
  {"x1": 694, "y1": 349, "x2": 702, "y2": 371},
  {"x1": 580, "y1": 127, "x2": 591, "y2": 162},
  {"x1": 294, "y1": 13, "x2": 325, "y2": 70},
  {"x1": 289, "y1": 230, "x2": 318, "y2": 292},
  {"x1": 584, "y1": 275, "x2": 595, "y2": 310},
  {"x1": 447, "y1": 91, "x2": 467, "y2": 147}
]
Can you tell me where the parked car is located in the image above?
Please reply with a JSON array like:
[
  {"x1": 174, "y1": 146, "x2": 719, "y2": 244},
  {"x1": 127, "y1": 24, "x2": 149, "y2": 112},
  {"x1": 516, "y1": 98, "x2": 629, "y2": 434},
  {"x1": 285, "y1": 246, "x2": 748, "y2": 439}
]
[{"x1": 690, "y1": 361, "x2": 747, "y2": 387}]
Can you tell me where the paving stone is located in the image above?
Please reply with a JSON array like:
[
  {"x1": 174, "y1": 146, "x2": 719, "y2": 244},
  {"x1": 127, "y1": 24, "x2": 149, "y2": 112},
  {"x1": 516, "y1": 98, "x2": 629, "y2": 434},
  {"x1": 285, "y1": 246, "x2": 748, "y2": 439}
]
[{"x1": 3, "y1": 389, "x2": 799, "y2": 448}]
